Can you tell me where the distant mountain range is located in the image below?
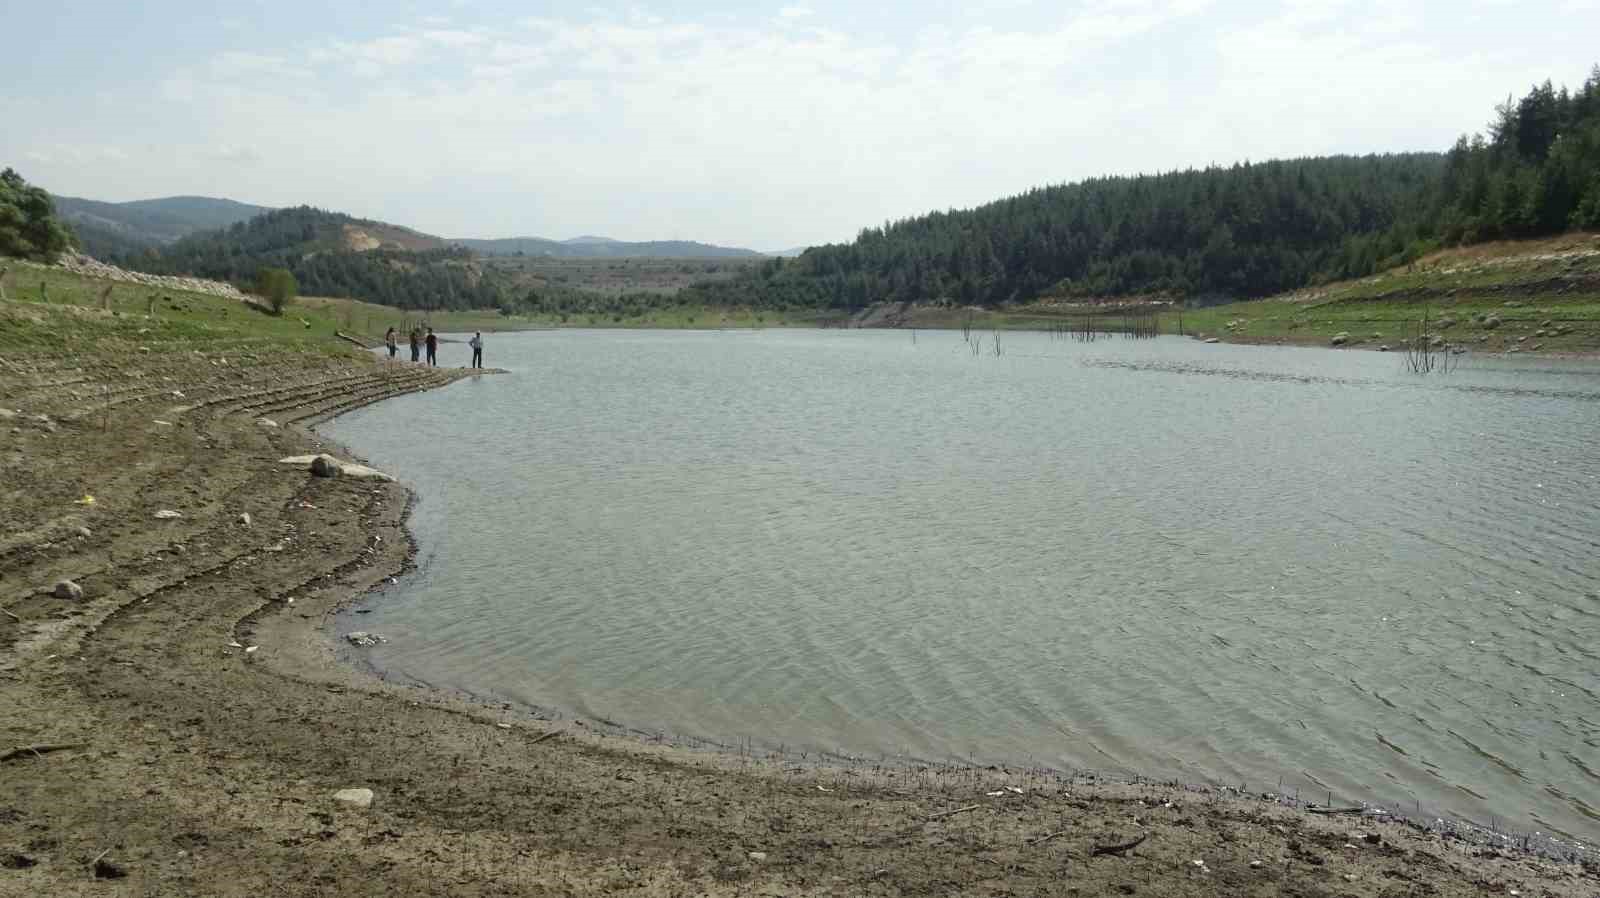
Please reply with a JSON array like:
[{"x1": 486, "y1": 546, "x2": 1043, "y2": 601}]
[
  {"x1": 52, "y1": 195, "x2": 271, "y2": 258},
  {"x1": 50, "y1": 193, "x2": 773, "y2": 260},
  {"x1": 452, "y1": 236, "x2": 762, "y2": 259}
]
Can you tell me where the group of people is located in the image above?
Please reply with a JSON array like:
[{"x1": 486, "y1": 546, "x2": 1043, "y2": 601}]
[{"x1": 384, "y1": 327, "x2": 485, "y2": 369}]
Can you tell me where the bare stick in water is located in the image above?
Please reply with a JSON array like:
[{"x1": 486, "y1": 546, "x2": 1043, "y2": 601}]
[
  {"x1": 1091, "y1": 833, "x2": 1149, "y2": 857},
  {"x1": 1, "y1": 742, "x2": 87, "y2": 763},
  {"x1": 926, "y1": 804, "x2": 983, "y2": 820}
]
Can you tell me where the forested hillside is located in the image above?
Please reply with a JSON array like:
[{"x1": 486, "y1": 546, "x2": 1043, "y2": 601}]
[
  {"x1": 684, "y1": 154, "x2": 1442, "y2": 312},
  {"x1": 128, "y1": 206, "x2": 505, "y2": 310},
  {"x1": 1435, "y1": 67, "x2": 1600, "y2": 240},
  {"x1": 681, "y1": 65, "x2": 1600, "y2": 314}
]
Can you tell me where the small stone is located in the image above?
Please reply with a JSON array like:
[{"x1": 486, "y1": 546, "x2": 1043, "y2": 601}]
[
  {"x1": 747, "y1": 851, "x2": 768, "y2": 862},
  {"x1": 1329, "y1": 332, "x2": 1349, "y2": 346},
  {"x1": 76, "y1": 526, "x2": 92, "y2": 538},
  {"x1": 93, "y1": 858, "x2": 127, "y2": 879},
  {"x1": 257, "y1": 418, "x2": 278, "y2": 428},
  {"x1": 496, "y1": 722, "x2": 512, "y2": 729},
  {"x1": 53, "y1": 580, "x2": 84, "y2": 600},
  {"x1": 154, "y1": 509, "x2": 182, "y2": 519},
  {"x1": 1377, "y1": 344, "x2": 1390, "y2": 352},
  {"x1": 1203, "y1": 337, "x2": 1220, "y2": 344},
  {"x1": 239, "y1": 512, "x2": 252, "y2": 527},
  {"x1": 310, "y1": 455, "x2": 342, "y2": 478},
  {"x1": 332, "y1": 787, "x2": 374, "y2": 809},
  {"x1": 345, "y1": 631, "x2": 385, "y2": 647},
  {"x1": 1249, "y1": 860, "x2": 1262, "y2": 868},
  {"x1": 245, "y1": 645, "x2": 259, "y2": 654},
  {"x1": 1362, "y1": 833, "x2": 1381, "y2": 845}
]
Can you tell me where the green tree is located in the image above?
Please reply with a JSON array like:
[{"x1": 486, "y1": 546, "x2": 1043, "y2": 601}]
[
  {"x1": 255, "y1": 266, "x2": 298, "y2": 315},
  {"x1": 0, "y1": 168, "x2": 76, "y2": 261}
]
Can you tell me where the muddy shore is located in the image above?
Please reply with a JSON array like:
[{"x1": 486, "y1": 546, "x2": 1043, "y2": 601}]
[{"x1": 3, "y1": 307, "x2": 1597, "y2": 896}]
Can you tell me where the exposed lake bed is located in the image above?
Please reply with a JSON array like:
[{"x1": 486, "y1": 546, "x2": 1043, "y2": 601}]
[{"x1": 324, "y1": 329, "x2": 1600, "y2": 841}]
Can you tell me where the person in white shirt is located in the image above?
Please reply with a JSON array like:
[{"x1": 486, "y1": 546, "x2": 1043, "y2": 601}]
[{"x1": 469, "y1": 332, "x2": 483, "y2": 369}]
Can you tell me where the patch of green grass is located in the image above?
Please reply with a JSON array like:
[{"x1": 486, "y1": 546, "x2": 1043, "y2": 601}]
[{"x1": 0, "y1": 260, "x2": 361, "y2": 352}]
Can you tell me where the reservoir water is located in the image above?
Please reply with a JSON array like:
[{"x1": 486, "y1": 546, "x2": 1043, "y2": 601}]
[{"x1": 321, "y1": 329, "x2": 1600, "y2": 840}]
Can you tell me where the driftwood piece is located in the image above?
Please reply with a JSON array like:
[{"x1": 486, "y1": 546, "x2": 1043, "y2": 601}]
[
  {"x1": 1026, "y1": 830, "x2": 1069, "y2": 846},
  {"x1": 1307, "y1": 806, "x2": 1366, "y2": 816},
  {"x1": 1, "y1": 742, "x2": 87, "y2": 763},
  {"x1": 530, "y1": 729, "x2": 564, "y2": 746},
  {"x1": 1092, "y1": 833, "x2": 1149, "y2": 857},
  {"x1": 0, "y1": 605, "x2": 20, "y2": 622},
  {"x1": 926, "y1": 804, "x2": 983, "y2": 821}
]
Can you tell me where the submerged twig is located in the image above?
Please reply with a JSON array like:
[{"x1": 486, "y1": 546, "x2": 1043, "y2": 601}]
[
  {"x1": 926, "y1": 804, "x2": 983, "y2": 821},
  {"x1": 1, "y1": 742, "x2": 87, "y2": 763},
  {"x1": 1092, "y1": 833, "x2": 1149, "y2": 857}
]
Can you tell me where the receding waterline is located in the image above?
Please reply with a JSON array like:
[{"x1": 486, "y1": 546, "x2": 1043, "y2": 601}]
[{"x1": 320, "y1": 329, "x2": 1600, "y2": 842}]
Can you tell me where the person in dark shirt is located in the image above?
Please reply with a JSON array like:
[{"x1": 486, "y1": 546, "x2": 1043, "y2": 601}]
[
  {"x1": 425, "y1": 328, "x2": 438, "y2": 366},
  {"x1": 384, "y1": 327, "x2": 397, "y2": 358},
  {"x1": 409, "y1": 328, "x2": 421, "y2": 362},
  {"x1": 469, "y1": 332, "x2": 483, "y2": 368}
]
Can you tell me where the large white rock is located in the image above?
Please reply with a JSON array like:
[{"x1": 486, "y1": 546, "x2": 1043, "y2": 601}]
[
  {"x1": 339, "y1": 463, "x2": 395, "y2": 482},
  {"x1": 332, "y1": 788, "x2": 374, "y2": 809},
  {"x1": 280, "y1": 455, "x2": 395, "y2": 482}
]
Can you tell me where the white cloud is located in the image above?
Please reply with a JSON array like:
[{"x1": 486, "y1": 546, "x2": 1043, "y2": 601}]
[
  {"x1": 35, "y1": 2, "x2": 1599, "y2": 248},
  {"x1": 421, "y1": 29, "x2": 487, "y2": 48},
  {"x1": 22, "y1": 144, "x2": 129, "y2": 166},
  {"x1": 209, "y1": 144, "x2": 263, "y2": 164},
  {"x1": 779, "y1": 6, "x2": 814, "y2": 17}
]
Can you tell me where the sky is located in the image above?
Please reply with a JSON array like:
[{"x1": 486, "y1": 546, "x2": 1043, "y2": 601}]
[{"x1": 4, "y1": 1, "x2": 1598, "y2": 251}]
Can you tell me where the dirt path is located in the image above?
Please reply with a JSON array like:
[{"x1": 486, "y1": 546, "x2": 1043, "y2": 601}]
[{"x1": 2, "y1": 304, "x2": 1597, "y2": 896}]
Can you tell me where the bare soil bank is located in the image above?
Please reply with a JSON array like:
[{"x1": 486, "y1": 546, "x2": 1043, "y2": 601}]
[{"x1": 2, "y1": 305, "x2": 1597, "y2": 896}]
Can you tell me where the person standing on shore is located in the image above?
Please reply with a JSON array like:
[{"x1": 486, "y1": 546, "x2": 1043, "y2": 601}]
[
  {"x1": 409, "y1": 327, "x2": 421, "y2": 362},
  {"x1": 384, "y1": 327, "x2": 397, "y2": 359},
  {"x1": 469, "y1": 332, "x2": 483, "y2": 369},
  {"x1": 425, "y1": 328, "x2": 438, "y2": 366}
]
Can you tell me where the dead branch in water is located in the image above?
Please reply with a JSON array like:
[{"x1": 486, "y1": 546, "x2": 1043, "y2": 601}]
[
  {"x1": 1092, "y1": 833, "x2": 1149, "y2": 857},
  {"x1": 926, "y1": 804, "x2": 983, "y2": 820},
  {"x1": 1, "y1": 742, "x2": 87, "y2": 763}
]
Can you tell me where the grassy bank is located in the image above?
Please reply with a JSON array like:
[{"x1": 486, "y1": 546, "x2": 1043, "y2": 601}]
[
  {"x1": 885, "y1": 233, "x2": 1600, "y2": 354},
  {"x1": 1168, "y1": 233, "x2": 1600, "y2": 353}
]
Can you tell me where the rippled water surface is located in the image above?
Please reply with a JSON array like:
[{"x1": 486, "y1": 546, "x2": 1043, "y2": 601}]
[{"x1": 322, "y1": 330, "x2": 1600, "y2": 838}]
